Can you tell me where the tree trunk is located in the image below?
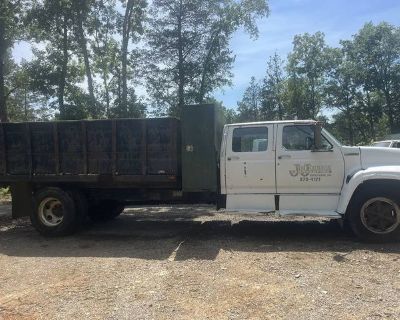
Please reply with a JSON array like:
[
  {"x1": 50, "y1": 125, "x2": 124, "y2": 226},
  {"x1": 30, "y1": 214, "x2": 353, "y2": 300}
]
[
  {"x1": 0, "y1": 10, "x2": 8, "y2": 122},
  {"x1": 58, "y1": 15, "x2": 69, "y2": 119},
  {"x1": 310, "y1": 79, "x2": 316, "y2": 118},
  {"x1": 103, "y1": 70, "x2": 110, "y2": 117},
  {"x1": 347, "y1": 110, "x2": 354, "y2": 145},
  {"x1": 197, "y1": 32, "x2": 218, "y2": 104},
  {"x1": 24, "y1": 88, "x2": 28, "y2": 121},
  {"x1": 176, "y1": 0, "x2": 185, "y2": 116},
  {"x1": 76, "y1": 2, "x2": 96, "y2": 118},
  {"x1": 366, "y1": 91, "x2": 376, "y2": 139},
  {"x1": 121, "y1": 0, "x2": 134, "y2": 117},
  {"x1": 384, "y1": 90, "x2": 394, "y2": 133},
  {"x1": 197, "y1": 63, "x2": 208, "y2": 104},
  {"x1": 277, "y1": 102, "x2": 284, "y2": 120}
]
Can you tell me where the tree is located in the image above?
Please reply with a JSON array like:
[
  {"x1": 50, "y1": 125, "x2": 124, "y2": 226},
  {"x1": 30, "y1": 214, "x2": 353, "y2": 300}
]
[
  {"x1": 26, "y1": 0, "x2": 76, "y2": 118},
  {"x1": 0, "y1": 0, "x2": 27, "y2": 122},
  {"x1": 146, "y1": 0, "x2": 269, "y2": 117},
  {"x1": 118, "y1": 0, "x2": 146, "y2": 117},
  {"x1": 72, "y1": 0, "x2": 97, "y2": 117},
  {"x1": 346, "y1": 22, "x2": 400, "y2": 133},
  {"x1": 236, "y1": 76, "x2": 261, "y2": 121},
  {"x1": 90, "y1": 0, "x2": 119, "y2": 117},
  {"x1": 260, "y1": 53, "x2": 286, "y2": 120},
  {"x1": 195, "y1": 0, "x2": 269, "y2": 104},
  {"x1": 283, "y1": 72, "x2": 308, "y2": 119},
  {"x1": 287, "y1": 32, "x2": 331, "y2": 119},
  {"x1": 324, "y1": 47, "x2": 359, "y2": 144}
]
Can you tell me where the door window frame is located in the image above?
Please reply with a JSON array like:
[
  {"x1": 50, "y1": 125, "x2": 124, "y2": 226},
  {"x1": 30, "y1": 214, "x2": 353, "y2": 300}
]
[
  {"x1": 280, "y1": 124, "x2": 333, "y2": 152},
  {"x1": 231, "y1": 126, "x2": 269, "y2": 153}
]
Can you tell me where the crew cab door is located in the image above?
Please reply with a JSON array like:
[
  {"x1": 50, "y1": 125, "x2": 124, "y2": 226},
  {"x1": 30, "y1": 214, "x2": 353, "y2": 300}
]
[
  {"x1": 224, "y1": 124, "x2": 276, "y2": 211},
  {"x1": 275, "y1": 124, "x2": 345, "y2": 214}
]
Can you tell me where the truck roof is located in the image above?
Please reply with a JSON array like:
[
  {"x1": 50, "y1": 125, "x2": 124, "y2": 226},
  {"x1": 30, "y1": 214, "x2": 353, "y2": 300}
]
[{"x1": 225, "y1": 119, "x2": 317, "y2": 127}]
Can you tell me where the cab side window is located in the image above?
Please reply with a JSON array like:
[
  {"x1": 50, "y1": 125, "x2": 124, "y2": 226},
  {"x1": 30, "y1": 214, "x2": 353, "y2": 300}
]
[
  {"x1": 282, "y1": 125, "x2": 332, "y2": 151},
  {"x1": 232, "y1": 127, "x2": 268, "y2": 152}
]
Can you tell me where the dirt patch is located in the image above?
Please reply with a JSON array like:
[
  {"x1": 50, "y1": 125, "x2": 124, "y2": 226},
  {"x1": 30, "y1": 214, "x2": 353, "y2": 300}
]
[{"x1": 0, "y1": 205, "x2": 399, "y2": 319}]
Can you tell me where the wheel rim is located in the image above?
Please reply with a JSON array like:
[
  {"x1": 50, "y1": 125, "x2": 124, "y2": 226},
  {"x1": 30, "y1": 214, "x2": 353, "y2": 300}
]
[
  {"x1": 38, "y1": 197, "x2": 64, "y2": 227},
  {"x1": 360, "y1": 197, "x2": 400, "y2": 234}
]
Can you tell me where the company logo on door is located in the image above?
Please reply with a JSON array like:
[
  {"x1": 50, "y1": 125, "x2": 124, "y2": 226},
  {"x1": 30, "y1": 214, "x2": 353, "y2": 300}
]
[{"x1": 289, "y1": 163, "x2": 332, "y2": 177}]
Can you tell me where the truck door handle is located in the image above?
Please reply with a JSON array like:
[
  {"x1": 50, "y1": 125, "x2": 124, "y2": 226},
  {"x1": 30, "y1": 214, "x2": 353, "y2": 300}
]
[
  {"x1": 227, "y1": 156, "x2": 240, "y2": 161},
  {"x1": 278, "y1": 155, "x2": 291, "y2": 160}
]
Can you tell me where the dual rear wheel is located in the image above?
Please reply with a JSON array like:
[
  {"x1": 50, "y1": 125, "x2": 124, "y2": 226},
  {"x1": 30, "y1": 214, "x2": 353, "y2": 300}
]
[{"x1": 31, "y1": 187, "x2": 124, "y2": 236}]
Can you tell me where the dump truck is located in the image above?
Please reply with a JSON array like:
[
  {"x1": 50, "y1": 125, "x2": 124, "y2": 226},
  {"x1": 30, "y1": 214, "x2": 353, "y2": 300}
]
[{"x1": 1, "y1": 104, "x2": 400, "y2": 242}]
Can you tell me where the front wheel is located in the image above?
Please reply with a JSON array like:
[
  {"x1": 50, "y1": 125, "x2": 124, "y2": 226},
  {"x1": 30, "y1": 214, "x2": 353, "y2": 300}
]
[{"x1": 348, "y1": 191, "x2": 400, "y2": 242}]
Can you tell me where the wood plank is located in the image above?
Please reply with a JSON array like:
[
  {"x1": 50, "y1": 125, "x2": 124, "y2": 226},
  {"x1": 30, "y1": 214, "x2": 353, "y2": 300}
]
[
  {"x1": 26, "y1": 123, "x2": 33, "y2": 176},
  {"x1": 0, "y1": 124, "x2": 7, "y2": 174},
  {"x1": 0, "y1": 174, "x2": 178, "y2": 187},
  {"x1": 112, "y1": 120, "x2": 117, "y2": 175},
  {"x1": 81, "y1": 122, "x2": 88, "y2": 174},
  {"x1": 142, "y1": 120, "x2": 147, "y2": 175},
  {"x1": 53, "y1": 122, "x2": 60, "y2": 174}
]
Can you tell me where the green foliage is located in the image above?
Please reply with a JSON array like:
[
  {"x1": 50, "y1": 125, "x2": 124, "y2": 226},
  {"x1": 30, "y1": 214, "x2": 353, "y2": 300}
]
[
  {"x1": 0, "y1": 0, "x2": 30, "y2": 122},
  {"x1": 206, "y1": 97, "x2": 238, "y2": 123},
  {"x1": 2, "y1": 0, "x2": 399, "y2": 151},
  {"x1": 286, "y1": 31, "x2": 332, "y2": 119},
  {"x1": 145, "y1": 0, "x2": 269, "y2": 117},
  {"x1": 237, "y1": 76, "x2": 261, "y2": 122},
  {"x1": 344, "y1": 22, "x2": 400, "y2": 132},
  {"x1": 4, "y1": 0, "x2": 269, "y2": 122},
  {"x1": 260, "y1": 53, "x2": 286, "y2": 120},
  {"x1": 236, "y1": 22, "x2": 400, "y2": 146}
]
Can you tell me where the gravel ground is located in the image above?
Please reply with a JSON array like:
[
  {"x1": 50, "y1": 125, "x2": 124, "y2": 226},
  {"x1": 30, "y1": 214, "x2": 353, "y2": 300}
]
[{"x1": 0, "y1": 204, "x2": 399, "y2": 320}]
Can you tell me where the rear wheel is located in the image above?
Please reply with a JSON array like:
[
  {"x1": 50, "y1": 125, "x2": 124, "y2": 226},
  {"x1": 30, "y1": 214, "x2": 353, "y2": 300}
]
[
  {"x1": 348, "y1": 190, "x2": 400, "y2": 242},
  {"x1": 88, "y1": 200, "x2": 125, "y2": 222},
  {"x1": 31, "y1": 187, "x2": 79, "y2": 236},
  {"x1": 72, "y1": 191, "x2": 89, "y2": 227}
]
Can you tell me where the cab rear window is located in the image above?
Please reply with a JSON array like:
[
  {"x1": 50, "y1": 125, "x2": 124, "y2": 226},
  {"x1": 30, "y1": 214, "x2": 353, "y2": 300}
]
[{"x1": 232, "y1": 127, "x2": 268, "y2": 152}]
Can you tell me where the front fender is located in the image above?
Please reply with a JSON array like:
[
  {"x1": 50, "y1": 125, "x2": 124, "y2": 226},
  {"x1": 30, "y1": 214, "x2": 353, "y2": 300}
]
[{"x1": 337, "y1": 166, "x2": 400, "y2": 214}]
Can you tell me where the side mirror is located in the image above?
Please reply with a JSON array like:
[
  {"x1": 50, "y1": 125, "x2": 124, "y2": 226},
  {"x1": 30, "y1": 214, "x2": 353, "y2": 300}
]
[{"x1": 313, "y1": 122, "x2": 323, "y2": 150}]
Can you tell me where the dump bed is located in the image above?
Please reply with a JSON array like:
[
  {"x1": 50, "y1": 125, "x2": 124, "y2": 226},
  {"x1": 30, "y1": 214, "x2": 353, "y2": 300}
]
[{"x1": 0, "y1": 118, "x2": 180, "y2": 188}]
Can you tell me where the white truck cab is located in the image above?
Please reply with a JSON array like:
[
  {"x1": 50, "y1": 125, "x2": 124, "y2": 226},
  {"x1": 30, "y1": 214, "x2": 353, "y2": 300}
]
[{"x1": 220, "y1": 120, "x2": 400, "y2": 242}]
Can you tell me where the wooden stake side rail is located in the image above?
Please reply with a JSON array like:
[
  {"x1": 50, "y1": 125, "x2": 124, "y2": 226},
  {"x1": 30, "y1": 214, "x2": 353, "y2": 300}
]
[{"x1": 0, "y1": 118, "x2": 180, "y2": 188}]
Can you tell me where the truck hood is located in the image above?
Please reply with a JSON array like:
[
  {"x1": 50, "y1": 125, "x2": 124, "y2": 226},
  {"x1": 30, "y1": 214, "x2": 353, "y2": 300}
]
[{"x1": 359, "y1": 146, "x2": 400, "y2": 168}]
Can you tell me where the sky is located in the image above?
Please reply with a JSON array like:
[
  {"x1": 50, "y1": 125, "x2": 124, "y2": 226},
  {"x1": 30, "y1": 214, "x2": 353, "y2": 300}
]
[
  {"x1": 213, "y1": 0, "x2": 400, "y2": 109},
  {"x1": 12, "y1": 0, "x2": 400, "y2": 111}
]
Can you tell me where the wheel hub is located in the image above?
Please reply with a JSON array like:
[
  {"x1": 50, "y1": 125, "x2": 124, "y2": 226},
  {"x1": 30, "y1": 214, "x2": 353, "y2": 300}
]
[
  {"x1": 38, "y1": 197, "x2": 64, "y2": 227},
  {"x1": 361, "y1": 197, "x2": 400, "y2": 234}
]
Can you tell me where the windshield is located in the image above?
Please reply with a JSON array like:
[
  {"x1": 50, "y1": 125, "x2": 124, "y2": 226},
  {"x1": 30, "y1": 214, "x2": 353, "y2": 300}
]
[
  {"x1": 322, "y1": 128, "x2": 342, "y2": 146},
  {"x1": 372, "y1": 141, "x2": 391, "y2": 147}
]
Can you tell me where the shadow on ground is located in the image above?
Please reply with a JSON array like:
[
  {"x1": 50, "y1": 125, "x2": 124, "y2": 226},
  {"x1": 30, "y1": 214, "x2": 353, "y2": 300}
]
[{"x1": 0, "y1": 205, "x2": 399, "y2": 261}]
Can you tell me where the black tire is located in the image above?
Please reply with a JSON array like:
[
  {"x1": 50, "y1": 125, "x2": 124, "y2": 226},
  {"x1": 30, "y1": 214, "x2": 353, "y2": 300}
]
[
  {"x1": 88, "y1": 200, "x2": 125, "y2": 222},
  {"x1": 347, "y1": 188, "x2": 400, "y2": 242},
  {"x1": 71, "y1": 191, "x2": 90, "y2": 227},
  {"x1": 337, "y1": 218, "x2": 353, "y2": 236},
  {"x1": 31, "y1": 187, "x2": 79, "y2": 236}
]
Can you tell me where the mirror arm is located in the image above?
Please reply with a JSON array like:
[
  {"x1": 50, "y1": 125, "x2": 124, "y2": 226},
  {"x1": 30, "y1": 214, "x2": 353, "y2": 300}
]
[{"x1": 314, "y1": 121, "x2": 322, "y2": 149}]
